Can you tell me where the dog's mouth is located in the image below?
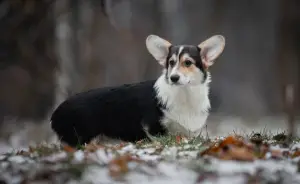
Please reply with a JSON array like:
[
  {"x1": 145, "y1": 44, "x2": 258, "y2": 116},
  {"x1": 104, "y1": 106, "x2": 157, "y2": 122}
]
[
  {"x1": 170, "y1": 81, "x2": 191, "y2": 86},
  {"x1": 170, "y1": 83, "x2": 181, "y2": 86}
]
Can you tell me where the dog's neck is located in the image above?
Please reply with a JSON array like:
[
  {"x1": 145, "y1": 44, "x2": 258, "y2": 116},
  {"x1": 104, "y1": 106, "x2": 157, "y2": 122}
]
[
  {"x1": 154, "y1": 73, "x2": 211, "y2": 111},
  {"x1": 154, "y1": 73, "x2": 211, "y2": 136}
]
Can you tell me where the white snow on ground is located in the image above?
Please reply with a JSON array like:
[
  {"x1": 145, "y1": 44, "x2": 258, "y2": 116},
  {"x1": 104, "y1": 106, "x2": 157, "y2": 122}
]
[
  {"x1": 79, "y1": 143, "x2": 300, "y2": 184},
  {"x1": 82, "y1": 162, "x2": 198, "y2": 184},
  {"x1": 1, "y1": 140, "x2": 300, "y2": 184}
]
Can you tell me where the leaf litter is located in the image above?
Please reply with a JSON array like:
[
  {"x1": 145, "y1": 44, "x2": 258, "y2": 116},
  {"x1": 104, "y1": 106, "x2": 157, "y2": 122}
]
[{"x1": 0, "y1": 132, "x2": 300, "y2": 183}]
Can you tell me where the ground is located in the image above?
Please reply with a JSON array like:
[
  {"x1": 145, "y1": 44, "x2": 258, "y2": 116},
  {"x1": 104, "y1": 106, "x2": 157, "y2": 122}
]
[{"x1": 0, "y1": 132, "x2": 300, "y2": 184}]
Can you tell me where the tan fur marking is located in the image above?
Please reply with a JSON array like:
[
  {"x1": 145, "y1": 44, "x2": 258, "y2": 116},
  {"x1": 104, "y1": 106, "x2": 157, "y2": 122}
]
[{"x1": 177, "y1": 54, "x2": 197, "y2": 75}]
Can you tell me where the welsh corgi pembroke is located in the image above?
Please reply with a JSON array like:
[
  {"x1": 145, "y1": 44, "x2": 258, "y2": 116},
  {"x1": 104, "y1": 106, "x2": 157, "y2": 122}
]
[{"x1": 50, "y1": 34, "x2": 225, "y2": 147}]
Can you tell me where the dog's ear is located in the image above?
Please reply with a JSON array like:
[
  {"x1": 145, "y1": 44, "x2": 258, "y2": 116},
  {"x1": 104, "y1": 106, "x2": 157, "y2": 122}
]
[
  {"x1": 198, "y1": 35, "x2": 225, "y2": 67},
  {"x1": 146, "y1": 35, "x2": 172, "y2": 66}
]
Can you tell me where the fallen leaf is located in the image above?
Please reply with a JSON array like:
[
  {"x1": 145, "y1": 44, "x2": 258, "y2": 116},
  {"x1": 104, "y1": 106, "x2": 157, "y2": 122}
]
[
  {"x1": 220, "y1": 146, "x2": 255, "y2": 161},
  {"x1": 176, "y1": 135, "x2": 182, "y2": 144},
  {"x1": 29, "y1": 146, "x2": 35, "y2": 153},
  {"x1": 109, "y1": 154, "x2": 140, "y2": 177},
  {"x1": 16, "y1": 150, "x2": 30, "y2": 156},
  {"x1": 199, "y1": 143, "x2": 220, "y2": 157},
  {"x1": 63, "y1": 145, "x2": 76, "y2": 153},
  {"x1": 219, "y1": 135, "x2": 245, "y2": 148},
  {"x1": 292, "y1": 149, "x2": 300, "y2": 158}
]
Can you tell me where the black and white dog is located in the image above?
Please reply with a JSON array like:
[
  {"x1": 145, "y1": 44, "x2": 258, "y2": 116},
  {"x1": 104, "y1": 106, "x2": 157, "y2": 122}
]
[{"x1": 50, "y1": 34, "x2": 225, "y2": 147}]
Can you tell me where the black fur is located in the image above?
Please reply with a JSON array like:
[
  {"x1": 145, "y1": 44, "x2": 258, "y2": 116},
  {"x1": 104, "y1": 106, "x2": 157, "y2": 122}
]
[{"x1": 51, "y1": 80, "x2": 167, "y2": 147}]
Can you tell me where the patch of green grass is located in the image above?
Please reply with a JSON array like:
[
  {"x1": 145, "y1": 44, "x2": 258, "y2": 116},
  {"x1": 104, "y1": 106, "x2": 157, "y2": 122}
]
[
  {"x1": 133, "y1": 133, "x2": 210, "y2": 154},
  {"x1": 233, "y1": 126, "x2": 273, "y2": 142},
  {"x1": 148, "y1": 134, "x2": 206, "y2": 147},
  {"x1": 76, "y1": 144, "x2": 85, "y2": 150}
]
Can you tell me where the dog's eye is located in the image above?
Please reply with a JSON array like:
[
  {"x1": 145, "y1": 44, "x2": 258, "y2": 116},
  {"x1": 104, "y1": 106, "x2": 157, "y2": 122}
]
[
  {"x1": 169, "y1": 60, "x2": 175, "y2": 66},
  {"x1": 184, "y1": 60, "x2": 192, "y2": 67}
]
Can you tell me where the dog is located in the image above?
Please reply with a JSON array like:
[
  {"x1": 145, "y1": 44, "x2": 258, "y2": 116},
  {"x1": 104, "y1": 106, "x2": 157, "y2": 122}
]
[{"x1": 50, "y1": 34, "x2": 225, "y2": 147}]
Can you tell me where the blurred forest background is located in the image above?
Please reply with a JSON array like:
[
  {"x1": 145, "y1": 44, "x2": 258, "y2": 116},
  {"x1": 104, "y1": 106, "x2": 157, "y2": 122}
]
[{"x1": 0, "y1": 0, "x2": 300, "y2": 149}]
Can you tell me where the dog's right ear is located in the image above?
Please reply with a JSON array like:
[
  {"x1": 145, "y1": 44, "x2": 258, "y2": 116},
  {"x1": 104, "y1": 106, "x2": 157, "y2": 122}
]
[{"x1": 146, "y1": 35, "x2": 172, "y2": 66}]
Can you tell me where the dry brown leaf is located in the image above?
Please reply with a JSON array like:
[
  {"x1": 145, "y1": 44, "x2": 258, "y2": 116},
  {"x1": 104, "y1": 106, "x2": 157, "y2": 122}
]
[
  {"x1": 176, "y1": 135, "x2": 182, "y2": 144},
  {"x1": 109, "y1": 156, "x2": 129, "y2": 177},
  {"x1": 200, "y1": 135, "x2": 247, "y2": 158},
  {"x1": 292, "y1": 149, "x2": 300, "y2": 158},
  {"x1": 220, "y1": 146, "x2": 255, "y2": 161},
  {"x1": 16, "y1": 150, "x2": 31, "y2": 156},
  {"x1": 63, "y1": 145, "x2": 76, "y2": 153},
  {"x1": 219, "y1": 135, "x2": 245, "y2": 148},
  {"x1": 198, "y1": 135, "x2": 298, "y2": 161},
  {"x1": 199, "y1": 142, "x2": 220, "y2": 157},
  {"x1": 29, "y1": 146, "x2": 35, "y2": 153},
  {"x1": 109, "y1": 154, "x2": 141, "y2": 177}
]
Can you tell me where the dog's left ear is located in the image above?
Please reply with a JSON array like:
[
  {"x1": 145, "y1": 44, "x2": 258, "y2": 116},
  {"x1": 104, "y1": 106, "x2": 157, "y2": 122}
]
[{"x1": 198, "y1": 35, "x2": 225, "y2": 67}]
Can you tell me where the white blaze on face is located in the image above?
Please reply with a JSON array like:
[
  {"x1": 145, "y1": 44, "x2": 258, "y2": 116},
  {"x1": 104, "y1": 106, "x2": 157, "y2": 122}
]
[
  {"x1": 169, "y1": 46, "x2": 187, "y2": 85},
  {"x1": 169, "y1": 46, "x2": 183, "y2": 76}
]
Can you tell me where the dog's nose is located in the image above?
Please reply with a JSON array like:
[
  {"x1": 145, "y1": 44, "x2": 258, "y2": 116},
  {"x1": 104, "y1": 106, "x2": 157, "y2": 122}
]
[{"x1": 170, "y1": 75, "x2": 180, "y2": 83}]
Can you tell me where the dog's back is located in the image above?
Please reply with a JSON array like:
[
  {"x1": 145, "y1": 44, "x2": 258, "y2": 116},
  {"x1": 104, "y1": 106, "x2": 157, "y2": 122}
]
[{"x1": 51, "y1": 80, "x2": 166, "y2": 146}]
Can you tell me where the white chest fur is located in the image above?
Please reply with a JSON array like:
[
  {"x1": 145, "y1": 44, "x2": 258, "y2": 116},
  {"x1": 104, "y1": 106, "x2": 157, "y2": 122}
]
[{"x1": 154, "y1": 75, "x2": 211, "y2": 137}]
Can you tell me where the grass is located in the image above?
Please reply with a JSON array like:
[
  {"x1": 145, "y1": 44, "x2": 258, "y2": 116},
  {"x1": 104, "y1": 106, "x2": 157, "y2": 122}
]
[{"x1": 9, "y1": 129, "x2": 299, "y2": 157}]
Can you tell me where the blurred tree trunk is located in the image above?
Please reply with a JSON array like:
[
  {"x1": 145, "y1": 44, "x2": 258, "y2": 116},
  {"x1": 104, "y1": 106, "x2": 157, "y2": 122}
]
[
  {"x1": 277, "y1": 0, "x2": 300, "y2": 136},
  {"x1": 142, "y1": 0, "x2": 163, "y2": 79},
  {"x1": 0, "y1": 0, "x2": 57, "y2": 122},
  {"x1": 161, "y1": 0, "x2": 188, "y2": 44},
  {"x1": 82, "y1": 1, "x2": 108, "y2": 89},
  {"x1": 124, "y1": 0, "x2": 163, "y2": 80},
  {"x1": 54, "y1": 0, "x2": 82, "y2": 102},
  {"x1": 70, "y1": 0, "x2": 82, "y2": 93},
  {"x1": 54, "y1": 0, "x2": 74, "y2": 106}
]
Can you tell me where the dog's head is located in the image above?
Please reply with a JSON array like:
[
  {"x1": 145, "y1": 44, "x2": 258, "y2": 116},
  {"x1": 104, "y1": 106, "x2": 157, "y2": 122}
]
[{"x1": 146, "y1": 35, "x2": 225, "y2": 86}]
